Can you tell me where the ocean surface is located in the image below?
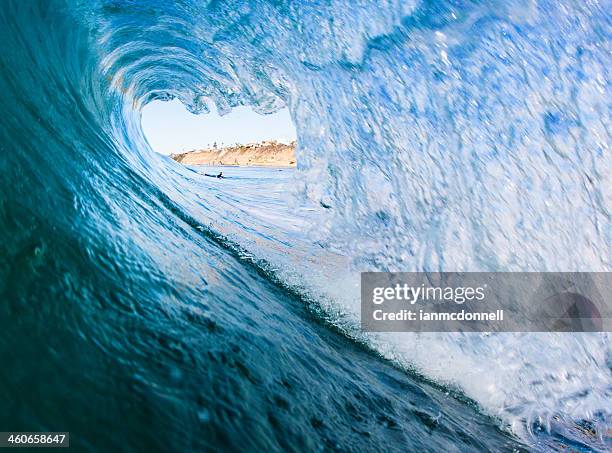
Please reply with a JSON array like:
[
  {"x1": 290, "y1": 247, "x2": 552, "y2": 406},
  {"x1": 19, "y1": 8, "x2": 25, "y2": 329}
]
[{"x1": 0, "y1": 1, "x2": 610, "y2": 451}]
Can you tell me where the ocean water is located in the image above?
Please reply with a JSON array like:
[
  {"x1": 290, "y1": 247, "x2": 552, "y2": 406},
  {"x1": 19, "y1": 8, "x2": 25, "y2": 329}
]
[{"x1": 0, "y1": 1, "x2": 610, "y2": 451}]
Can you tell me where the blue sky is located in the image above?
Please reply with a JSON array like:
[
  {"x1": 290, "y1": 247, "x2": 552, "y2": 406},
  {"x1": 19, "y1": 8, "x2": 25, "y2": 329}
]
[{"x1": 141, "y1": 99, "x2": 296, "y2": 155}]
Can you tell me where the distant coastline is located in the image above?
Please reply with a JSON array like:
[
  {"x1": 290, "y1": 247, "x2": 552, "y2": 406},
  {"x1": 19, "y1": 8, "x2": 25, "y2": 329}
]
[{"x1": 170, "y1": 140, "x2": 296, "y2": 167}]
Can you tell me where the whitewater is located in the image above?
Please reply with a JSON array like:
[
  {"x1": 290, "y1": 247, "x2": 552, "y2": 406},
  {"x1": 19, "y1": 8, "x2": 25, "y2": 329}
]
[{"x1": 0, "y1": 0, "x2": 610, "y2": 451}]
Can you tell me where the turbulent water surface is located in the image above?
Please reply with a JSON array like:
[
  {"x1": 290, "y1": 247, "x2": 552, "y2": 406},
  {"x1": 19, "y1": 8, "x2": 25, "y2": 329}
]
[{"x1": 0, "y1": 1, "x2": 610, "y2": 451}]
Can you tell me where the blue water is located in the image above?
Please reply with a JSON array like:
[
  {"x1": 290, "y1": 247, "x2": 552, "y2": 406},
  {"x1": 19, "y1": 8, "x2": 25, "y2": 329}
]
[{"x1": 0, "y1": 0, "x2": 610, "y2": 451}]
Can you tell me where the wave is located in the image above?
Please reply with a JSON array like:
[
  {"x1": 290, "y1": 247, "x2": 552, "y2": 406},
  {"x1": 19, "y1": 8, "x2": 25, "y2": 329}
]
[{"x1": 0, "y1": 0, "x2": 610, "y2": 450}]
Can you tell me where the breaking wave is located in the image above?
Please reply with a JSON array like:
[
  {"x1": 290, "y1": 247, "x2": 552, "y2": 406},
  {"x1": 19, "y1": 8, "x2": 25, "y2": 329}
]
[{"x1": 0, "y1": 0, "x2": 610, "y2": 450}]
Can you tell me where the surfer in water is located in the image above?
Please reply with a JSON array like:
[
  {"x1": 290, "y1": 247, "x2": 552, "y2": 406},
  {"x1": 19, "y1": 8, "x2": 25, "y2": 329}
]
[{"x1": 204, "y1": 171, "x2": 224, "y2": 179}]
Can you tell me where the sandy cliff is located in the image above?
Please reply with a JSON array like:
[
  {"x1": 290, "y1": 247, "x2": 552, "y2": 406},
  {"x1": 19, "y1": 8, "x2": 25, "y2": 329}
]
[{"x1": 171, "y1": 140, "x2": 296, "y2": 167}]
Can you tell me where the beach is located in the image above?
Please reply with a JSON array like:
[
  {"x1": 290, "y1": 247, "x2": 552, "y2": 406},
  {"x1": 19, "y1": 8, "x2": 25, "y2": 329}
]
[{"x1": 171, "y1": 140, "x2": 296, "y2": 167}]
